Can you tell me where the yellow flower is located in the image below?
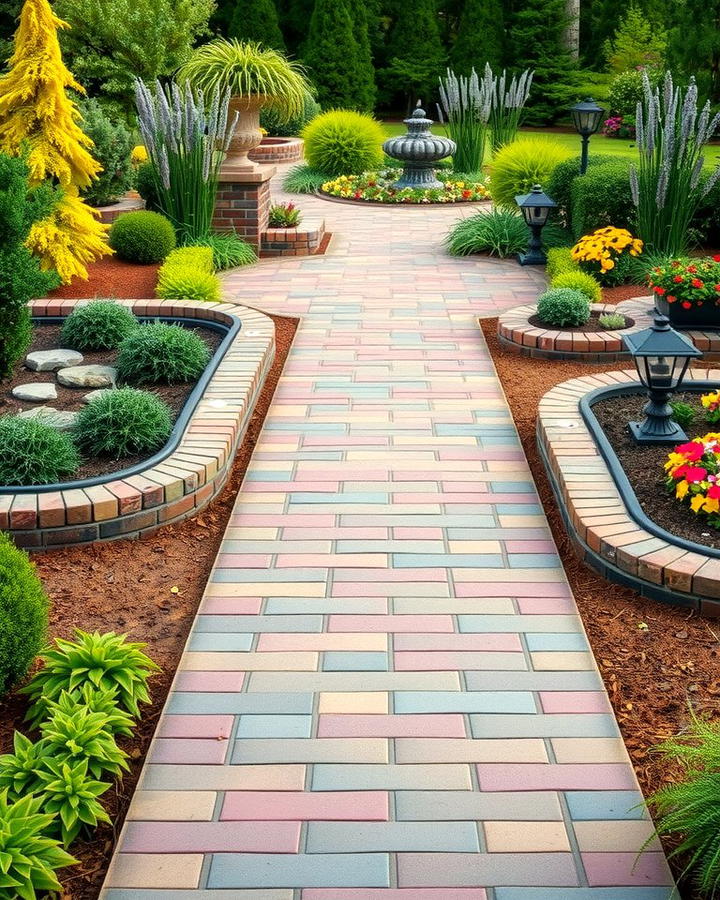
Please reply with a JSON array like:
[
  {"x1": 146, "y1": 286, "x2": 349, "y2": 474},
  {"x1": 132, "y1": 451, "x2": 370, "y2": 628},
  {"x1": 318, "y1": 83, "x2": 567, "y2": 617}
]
[
  {"x1": 691, "y1": 494, "x2": 706, "y2": 514},
  {"x1": 131, "y1": 144, "x2": 148, "y2": 166},
  {"x1": 676, "y1": 480, "x2": 689, "y2": 499},
  {"x1": 705, "y1": 497, "x2": 720, "y2": 514}
]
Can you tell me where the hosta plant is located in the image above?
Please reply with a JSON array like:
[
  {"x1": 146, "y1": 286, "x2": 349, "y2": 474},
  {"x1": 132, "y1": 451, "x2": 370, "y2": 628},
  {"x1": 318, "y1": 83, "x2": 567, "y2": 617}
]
[
  {"x1": 35, "y1": 757, "x2": 110, "y2": 846},
  {"x1": 21, "y1": 629, "x2": 159, "y2": 727},
  {"x1": 39, "y1": 705, "x2": 129, "y2": 780},
  {"x1": 0, "y1": 733, "x2": 49, "y2": 799},
  {"x1": 665, "y1": 434, "x2": 720, "y2": 527},
  {"x1": 45, "y1": 687, "x2": 136, "y2": 738},
  {"x1": 0, "y1": 790, "x2": 77, "y2": 899}
]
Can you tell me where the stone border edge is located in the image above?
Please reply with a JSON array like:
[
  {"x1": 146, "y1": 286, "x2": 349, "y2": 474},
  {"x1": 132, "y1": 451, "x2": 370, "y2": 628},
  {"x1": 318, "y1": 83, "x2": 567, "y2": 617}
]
[{"x1": 1, "y1": 297, "x2": 276, "y2": 550}]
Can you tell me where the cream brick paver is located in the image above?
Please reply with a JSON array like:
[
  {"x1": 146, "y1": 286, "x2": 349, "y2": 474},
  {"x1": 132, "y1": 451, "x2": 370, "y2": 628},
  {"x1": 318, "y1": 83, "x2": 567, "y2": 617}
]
[{"x1": 102, "y1": 167, "x2": 675, "y2": 897}]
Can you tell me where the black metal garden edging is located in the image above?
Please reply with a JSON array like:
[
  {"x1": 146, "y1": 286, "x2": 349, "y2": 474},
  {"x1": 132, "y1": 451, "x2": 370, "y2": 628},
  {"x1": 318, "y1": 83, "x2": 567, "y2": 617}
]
[
  {"x1": 1, "y1": 313, "x2": 242, "y2": 495},
  {"x1": 579, "y1": 379, "x2": 720, "y2": 561}
]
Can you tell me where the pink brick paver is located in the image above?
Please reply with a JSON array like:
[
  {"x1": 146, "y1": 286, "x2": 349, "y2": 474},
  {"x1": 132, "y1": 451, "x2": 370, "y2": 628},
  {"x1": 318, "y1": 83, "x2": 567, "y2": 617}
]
[{"x1": 101, "y1": 167, "x2": 675, "y2": 897}]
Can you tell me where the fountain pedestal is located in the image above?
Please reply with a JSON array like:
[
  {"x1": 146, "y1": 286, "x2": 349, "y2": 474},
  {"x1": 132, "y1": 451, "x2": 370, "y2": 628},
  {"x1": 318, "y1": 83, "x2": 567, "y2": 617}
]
[{"x1": 382, "y1": 105, "x2": 456, "y2": 190}]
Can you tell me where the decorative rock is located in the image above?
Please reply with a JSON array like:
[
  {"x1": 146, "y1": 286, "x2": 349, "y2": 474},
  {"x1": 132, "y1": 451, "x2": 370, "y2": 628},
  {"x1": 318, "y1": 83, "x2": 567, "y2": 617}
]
[
  {"x1": 56, "y1": 365, "x2": 117, "y2": 388},
  {"x1": 82, "y1": 388, "x2": 114, "y2": 404},
  {"x1": 11, "y1": 382, "x2": 58, "y2": 402},
  {"x1": 25, "y1": 349, "x2": 83, "y2": 372},
  {"x1": 17, "y1": 406, "x2": 78, "y2": 431}
]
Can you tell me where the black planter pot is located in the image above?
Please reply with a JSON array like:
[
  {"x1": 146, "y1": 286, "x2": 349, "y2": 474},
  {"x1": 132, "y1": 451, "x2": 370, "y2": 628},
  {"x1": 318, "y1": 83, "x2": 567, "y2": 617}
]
[{"x1": 655, "y1": 296, "x2": 720, "y2": 330}]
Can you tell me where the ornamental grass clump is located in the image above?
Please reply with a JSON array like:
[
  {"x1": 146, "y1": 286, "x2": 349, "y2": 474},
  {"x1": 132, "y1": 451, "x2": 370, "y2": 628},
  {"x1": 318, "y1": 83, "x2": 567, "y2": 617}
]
[
  {"x1": 550, "y1": 269, "x2": 603, "y2": 303},
  {"x1": 631, "y1": 71, "x2": 720, "y2": 255},
  {"x1": 536, "y1": 288, "x2": 591, "y2": 328},
  {"x1": 446, "y1": 209, "x2": 530, "y2": 258},
  {"x1": 185, "y1": 233, "x2": 256, "y2": 270},
  {"x1": 60, "y1": 299, "x2": 138, "y2": 351},
  {"x1": 302, "y1": 110, "x2": 384, "y2": 177},
  {"x1": 437, "y1": 67, "x2": 492, "y2": 174},
  {"x1": 116, "y1": 322, "x2": 210, "y2": 385},
  {"x1": 73, "y1": 387, "x2": 173, "y2": 458},
  {"x1": 485, "y1": 63, "x2": 533, "y2": 154},
  {"x1": 489, "y1": 137, "x2": 570, "y2": 209},
  {"x1": 134, "y1": 78, "x2": 237, "y2": 243},
  {"x1": 0, "y1": 417, "x2": 79, "y2": 486},
  {"x1": 282, "y1": 164, "x2": 327, "y2": 194}
]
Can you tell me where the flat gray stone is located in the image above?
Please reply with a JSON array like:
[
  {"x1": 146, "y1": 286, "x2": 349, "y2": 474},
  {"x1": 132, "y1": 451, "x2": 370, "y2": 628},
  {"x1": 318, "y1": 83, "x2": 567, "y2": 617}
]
[
  {"x1": 17, "y1": 406, "x2": 78, "y2": 431},
  {"x1": 56, "y1": 364, "x2": 117, "y2": 388},
  {"x1": 82, "y1": 388, "x2": 113, "y2": 404},
  {"x1": 25, "y1": 348, "x2": 83, "y2": 372},
  {"x1": 11, "y1": 382, "x2": 57, "y2": 402}
]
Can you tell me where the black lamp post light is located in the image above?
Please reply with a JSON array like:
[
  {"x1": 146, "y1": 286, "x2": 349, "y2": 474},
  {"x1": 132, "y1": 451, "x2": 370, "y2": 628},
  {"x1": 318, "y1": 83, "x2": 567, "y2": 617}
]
[
  {"x1": 570, "y1": 97, "x2": 605, "y2": 175},
  {"x1": 515, "y1": 184, "x2": 557, "y2": 266},
  {"x1": 622, "y1": 312, "x2": 703, "y2": 444}
]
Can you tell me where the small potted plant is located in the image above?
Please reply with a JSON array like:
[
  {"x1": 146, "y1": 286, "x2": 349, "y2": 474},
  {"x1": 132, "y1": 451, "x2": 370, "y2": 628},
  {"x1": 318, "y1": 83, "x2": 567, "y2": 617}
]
[
  {"x1": 648, "y1": 256, "x2": 720, "y2": 329},
  {"x1": 178, "y1": 40, "x2": 311, "y2": 175},
  {"x1": 269, "y1": 202, "x2": 302, "y2": 228}
]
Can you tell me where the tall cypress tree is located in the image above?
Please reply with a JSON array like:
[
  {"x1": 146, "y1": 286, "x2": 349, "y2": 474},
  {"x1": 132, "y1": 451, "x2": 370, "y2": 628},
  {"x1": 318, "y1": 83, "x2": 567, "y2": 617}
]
[
  {"x1": 304, "y1": 0, "x2": 374, "y2": 110},
  {"x1": 227, "y1": 0, "x2": 285, "y2": 48},
  {"x1": 383, "y1": 0, "x2": 445, "y2": 108},
  {"x1": 451, "y1": 0, "x2": 504, "y2": 73},
  {"x1": 508, "y1": 0, "x2": 575, "y2": 123}
]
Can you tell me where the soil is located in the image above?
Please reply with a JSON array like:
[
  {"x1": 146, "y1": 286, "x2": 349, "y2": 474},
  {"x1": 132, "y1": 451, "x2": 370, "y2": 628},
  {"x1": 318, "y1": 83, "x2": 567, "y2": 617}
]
[
  {"x1": 481, "y1": 316, "x2": 718, "y2": 899},
  {"x1": 593, "y1": 390, "x2": 720, "y2": 551},
  {"x1": 0, "y1": 290, "x2": 298, "y2": 896},
  {"x1": 528, "y1": 311, "x2": 635, "y2": 333},
  {"x1": 0, "y1": 324, "x2": 222, "y2": 482},
  {"x1": 50, "y1": 258, "x2": 160, "y2": 301},
  {"x1": 603, "y1": 283, "x2": 651, "y2": 305}
]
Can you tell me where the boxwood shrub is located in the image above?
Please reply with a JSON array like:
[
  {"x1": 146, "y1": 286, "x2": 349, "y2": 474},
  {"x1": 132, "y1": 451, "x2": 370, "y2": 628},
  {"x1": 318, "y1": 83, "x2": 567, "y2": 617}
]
[
  {"x1": 109, "y1": 210, "x2": 176, "y2": 264},
  {"x1": 569, "y1": 162, "x2": 634, "y2": 239}
]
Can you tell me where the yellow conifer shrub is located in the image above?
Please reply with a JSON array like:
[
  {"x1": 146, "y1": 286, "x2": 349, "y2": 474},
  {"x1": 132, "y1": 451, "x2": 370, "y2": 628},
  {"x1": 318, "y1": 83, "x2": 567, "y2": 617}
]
[{"x1": 0, "y1": 0, "x2": 110, "y2": 281}]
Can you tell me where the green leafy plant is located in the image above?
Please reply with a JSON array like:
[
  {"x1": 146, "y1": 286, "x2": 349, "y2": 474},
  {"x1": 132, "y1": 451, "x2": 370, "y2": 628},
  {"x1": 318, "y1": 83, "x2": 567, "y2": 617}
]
[
  {"x1": 73, "y1": 387, "x2": 173, "y2": 458},
  {"x1": 302, "y1": 109, "x2": 385, "y2": 176},
  {"x1": 607, "y1": 68, "x2": 662, "y2": 118},
  {"x1": 0, "y1": 417, "x2": 80, "y2": 487},
  {"x1": 135, "y1": 161, "x2": 159, "y2": 212},
  {"x1": 603, "y1": 6, "x2": 666, "y2": 72},
  {"x1": 0, "y1": 790, "x2": 77, "y2": 899},
  {"x1": 109, "y1": 210, "x2": 176, "y2": 264},
  {"x1": 45, "y1": 687, "x2": 135, "y2": 738},
  {"x1": 178, "y1": 40, "x2": 311, "y2": 122},
  {"x1": 646, "y1": 712, "x2": 720, "y2": 896},
  {"x1": 116, "y1": 323, "x2": 211, "y2": 385},
  {"x1": 260, "y1": 93, "x2": 320, "y2": 137},
  {"x1": 670, "y1": 400, "x2": 697, "y2": 430},
  {"x1": 437, "y1": 67, "x2": 492, "y2": 173},
  {"x1": 546, "y1": 153, "x2": 616, "y2": 229},
  {"x1": 488, "y1": 136, "x2": 571, "y2": 208},
  {"x1": 570, "y1": 161, "x2": 634, "y2": 239},
  {"x1": 78, "y1": 98, "x2": 133, "y2": 207},
  {"x1": 269, "y1": 202, "x2": 302, "y2": 228},
  {"x1": 40, "y1": 705, "x2": 129, "y2": 780},
  {"x1": 546, "y1": 246, "x2": 579, "y2": 279},
  {"x1": 632, "y1": 71, "x2": 720, "y2": 254},
  {"x1": 446, "y1": 208, "x2": 529, "y2": 257},
  {"x1": 36, "y1": 757, "x2": 111, "y2": 847},
  {"x1": 550, "y1": 269, "x2": 602, "y2": 303},
  {"x1": 283, "y1": 164, "x2": 328, "y2": 194},
  {"x1": 21, "y1": 629, "x2": 160, "y2": 727},
  {"x1": 134, "y1": 79, "x2": 236, "y2": 244},
  {"x1": 185, "y1": 233, "x2": 256, "y2": 270},
  {"x1": 536, "y1": 287, "x2": 591, "y2": 327},
  {"x1": 161, "y1": 246, "x2": 214, "y2": 273},
  {"x1": 60, "y1": 299, "x2": 138, "y2": 351},
  {"x1": 0, "y1": 732, "x2": 50, "y2": 799},
  {"x1": 0, "y1": 533, "x2": 49, "y2": 697},
  {"x1": 156, "y1": 266, "x2": 220, "y2": 303}
]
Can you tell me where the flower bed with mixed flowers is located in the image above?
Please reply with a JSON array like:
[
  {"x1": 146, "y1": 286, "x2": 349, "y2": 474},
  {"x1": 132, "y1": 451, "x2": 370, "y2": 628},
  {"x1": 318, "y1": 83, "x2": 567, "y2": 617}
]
[
  {"x1": 665, "y1": 432, "x2": 720, "y2": 527},
  {"x1": 648, "y1": 256, "x2": 720, "y2": 310},
  {"x1": 602, "y1": 115, "x2": 636, "y2": 139},
  {"x1": 320, "y1": 170, "x2": 490, "y2": 204},
  {"x1": 571, "y1": 226, "x2": 643, "y2": 284}
]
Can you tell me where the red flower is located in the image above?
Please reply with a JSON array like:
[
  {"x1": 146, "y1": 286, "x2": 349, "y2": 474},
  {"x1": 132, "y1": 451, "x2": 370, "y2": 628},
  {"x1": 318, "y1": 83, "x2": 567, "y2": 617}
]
[
  {"x1": 462, "y1": 189, "x2": 472, "y2": 199},
  {"x1": 687, "y1": 265, "x2": 698, "y2": 273},
  {"x1": 667, "y1": 295, "x2": 677, "y2": 303},
  {"x1": 677, "y1": 441, "x2": 705, "y2": 461},
  {"x1": 654, "y1": 286, "x2": 666, "y2": 295},
  {"x1": 682, "y1": 301, "x2": 692, "y2": 309},
  {"x1": 714, "y1": 254, "x2": 720, "y2": 262},
  {"x1": 673, "y1": 275, "x2": 683, "y2": 283},
  {"x1": 684, "y1": 466, "x2": 708, "y2": 483},
  {"x1": 692, "y1": 278, "x2": 704, "y2": 288},
  {"x1": 708, "y1": 484, "x2": 720, "y2": 499}
]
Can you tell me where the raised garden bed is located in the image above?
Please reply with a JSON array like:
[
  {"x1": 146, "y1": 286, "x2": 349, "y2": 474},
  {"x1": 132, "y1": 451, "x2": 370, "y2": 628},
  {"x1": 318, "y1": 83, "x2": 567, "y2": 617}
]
[
  {"x1": 248, "y1": 135, "x2": 304, "y2": 165},
  {"x1": 0, "y1": 297, "x2": 275, "y2": 549},
  {"x1": 318, "y1": 170, "x2": 491, "y2": 205},
  {"x1": 261, "y1": 217, "x2": 328, "y2": 257},
  {"x1": 94, "y1": 193, "x2": 145, "y2": 224}
]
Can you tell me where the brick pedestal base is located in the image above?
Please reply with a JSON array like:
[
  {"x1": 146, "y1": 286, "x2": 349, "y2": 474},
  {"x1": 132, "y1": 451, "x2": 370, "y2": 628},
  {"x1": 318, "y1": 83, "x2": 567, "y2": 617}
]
[{"x1": 213, "y1": 167, "x2": 275, "y2": 251}]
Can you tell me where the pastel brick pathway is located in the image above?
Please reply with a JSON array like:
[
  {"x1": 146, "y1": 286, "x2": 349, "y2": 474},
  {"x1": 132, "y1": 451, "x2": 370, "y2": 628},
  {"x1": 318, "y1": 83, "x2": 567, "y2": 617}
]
[{"x1": 102, "y1": 170, "x2": 675, "y2": 898}]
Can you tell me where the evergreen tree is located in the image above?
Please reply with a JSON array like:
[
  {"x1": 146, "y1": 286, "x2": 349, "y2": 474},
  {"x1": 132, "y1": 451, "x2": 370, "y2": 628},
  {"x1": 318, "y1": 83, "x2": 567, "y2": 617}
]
[
  {"x1": 383, "y1": 0, "x2": 445, "y2": 109},
  {"x1": 277, "y1": 0, "x2": 314, "y2": 53},
  {"x1": 0, "y1": 0, "x2": 21, "y2": 61},
  {"x1": 604, "y1": 3, "x2": 666, "y2": 71},
  {"x1": 669, "y1": 0, "x2": 720, "y2": 102},
  {"x1": 303, "y1": 0, "x2": 374, "y2": 110},
  {"x1": 451, "y1": 0, "x2": 504, "y2": 73},
  {"x1": 227, "y1": 0, "x2": 285, "y2": 49},
  {"x1": 0, "y1": 0, "x2": 109, "y2": 282},
  {"x1": 508, "y1": 0, "x2": 575, "y2": 124}
]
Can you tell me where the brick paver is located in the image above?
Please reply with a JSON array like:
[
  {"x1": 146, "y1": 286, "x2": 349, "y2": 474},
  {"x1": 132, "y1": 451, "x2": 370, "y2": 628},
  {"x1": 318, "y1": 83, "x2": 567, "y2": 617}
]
[{"x1": 101, "y1": 171, "x2": 675, "y2": 897}]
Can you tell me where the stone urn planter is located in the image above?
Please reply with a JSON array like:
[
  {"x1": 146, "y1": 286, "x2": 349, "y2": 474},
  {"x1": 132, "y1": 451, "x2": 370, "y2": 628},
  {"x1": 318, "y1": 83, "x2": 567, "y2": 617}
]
[
  {"x1": 222, "y1": 95, "x2": 266, "y2": 175},
  {"x1": 655, "y1": 296, "x2": 720, "y2": 331}
]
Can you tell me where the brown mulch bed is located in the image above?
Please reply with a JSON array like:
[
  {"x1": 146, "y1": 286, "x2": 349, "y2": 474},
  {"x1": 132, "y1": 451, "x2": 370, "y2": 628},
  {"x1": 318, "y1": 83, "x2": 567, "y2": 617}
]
[
  {"x1": 528, "y1": 311, "x2": 635, "y2": 333},
  {"x1": 0, "y1": 256, "x2": 298, "y2": 898},
  {"x1": 593, "y1": 390, "x2": 720, "y2": 551},
  {"x1": 603, "y1": 283, "x2": 651, "y2": 305},
  {"x1": 481, "y1": 316, "x2": 720, "y2": 899},
  {"x1": 1, "y1": 324, "x2": 222, "y2": 481},
  {"x1": 50, "y1": 257, "x2": 161, "y2": 301}
]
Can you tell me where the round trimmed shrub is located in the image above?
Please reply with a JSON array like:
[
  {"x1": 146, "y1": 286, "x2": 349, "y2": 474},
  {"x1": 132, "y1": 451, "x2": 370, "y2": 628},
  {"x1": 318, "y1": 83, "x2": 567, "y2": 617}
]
[
  {"x1": 74, "y1": 387, "x2": 173, "y2": 458},
  {"x1": 0, "y1": 531, "x2": 49, "y2": 695},
  {"x1": 549, "y1": 270, "x2": 602, "y2": 303},
  {"x1": 302, "y1": 109, "x2": 384, "y2": 176},
  {"x1": 60, "y1": 299, "x2": 139, "y2": 351},
  {"x1": 489, "y1": 137, "x2": 571, "y2": 209},
  {"x1": 0, "y1": 417, "x2": 80, "y2": 486},
  {"x1": 536, "y1": 288, "x2": 591, "y2": 328},
  {"x1": 109, "y1": 210, "x2": 176, "y2": 264},
  {"x1": 116, "y1": 323, "x2": 211, "y2": 385},
  {"x1": 135, "y1": 162, "x2": 160, "y2": 212}
]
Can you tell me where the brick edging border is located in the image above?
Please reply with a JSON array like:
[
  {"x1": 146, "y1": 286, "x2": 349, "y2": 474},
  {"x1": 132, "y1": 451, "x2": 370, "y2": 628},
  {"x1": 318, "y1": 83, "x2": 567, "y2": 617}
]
[
  {"x1": 1, "y1": 298, "x2": 276, "y2": 550},
  {"x1": 248, "y1": 136, "x2": 304, "y2": 165},
  {"x1": 537, "y1": 367, "x2": 720, "y2": 613}
]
